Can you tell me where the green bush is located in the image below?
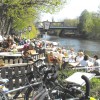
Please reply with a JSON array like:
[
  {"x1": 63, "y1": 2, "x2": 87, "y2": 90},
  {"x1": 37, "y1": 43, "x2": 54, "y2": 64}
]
[{"x1": 90, "y1": 78, "x2": 100, "y2": 99}]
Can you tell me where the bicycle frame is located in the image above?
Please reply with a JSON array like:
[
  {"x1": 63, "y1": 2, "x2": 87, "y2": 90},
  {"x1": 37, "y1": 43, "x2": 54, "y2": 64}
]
[{"x1": 5, "y1": 82, "x2": 42, "y2": 94}]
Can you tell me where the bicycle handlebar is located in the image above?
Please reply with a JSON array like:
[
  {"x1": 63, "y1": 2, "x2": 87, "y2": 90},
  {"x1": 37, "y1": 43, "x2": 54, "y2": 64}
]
[
  {"x1": 81, "y1": 75, "x2": 90, "y2": 99},
  {"x1": 33, "y1": 59, "x2": 44, "y2": 65}
]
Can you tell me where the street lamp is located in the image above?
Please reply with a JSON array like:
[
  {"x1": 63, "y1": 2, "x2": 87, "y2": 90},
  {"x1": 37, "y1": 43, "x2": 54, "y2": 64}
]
[
  {"x1": 28, "y1": 26, "x2": 32, "y2": 39},
  {"x1": 43, "y1": 20, "x2": 50, "y2": 50}
]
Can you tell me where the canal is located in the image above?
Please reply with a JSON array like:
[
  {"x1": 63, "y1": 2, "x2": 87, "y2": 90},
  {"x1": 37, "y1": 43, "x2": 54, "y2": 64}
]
[{"x1": 42, "y1": 35, "x2": 100, "y2": 56}]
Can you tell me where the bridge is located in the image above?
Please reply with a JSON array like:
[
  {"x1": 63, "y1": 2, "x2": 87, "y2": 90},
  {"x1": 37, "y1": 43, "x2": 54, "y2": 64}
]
[
  {"x1": 38, "y1": 26, "x2": 77, "y2": 30},
  {"x1": 35, "y1": 22, "x2": 78, "y2": 37}
]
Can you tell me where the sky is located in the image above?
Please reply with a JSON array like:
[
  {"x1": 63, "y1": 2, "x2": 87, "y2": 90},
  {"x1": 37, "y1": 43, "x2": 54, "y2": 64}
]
[{"x1": 40, "y1": 0, "x2": 100, "y2": 21}]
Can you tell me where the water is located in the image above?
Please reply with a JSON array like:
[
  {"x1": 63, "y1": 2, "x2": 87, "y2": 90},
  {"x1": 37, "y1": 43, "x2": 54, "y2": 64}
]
[{"x1": 42, "y1": 35, "x2": 100, "y2": 56}]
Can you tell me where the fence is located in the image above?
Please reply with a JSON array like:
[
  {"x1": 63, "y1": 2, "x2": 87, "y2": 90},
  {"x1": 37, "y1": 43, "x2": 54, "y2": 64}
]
[{"x1": 0, "y1": 52, "x2": 45, "y2": 90}]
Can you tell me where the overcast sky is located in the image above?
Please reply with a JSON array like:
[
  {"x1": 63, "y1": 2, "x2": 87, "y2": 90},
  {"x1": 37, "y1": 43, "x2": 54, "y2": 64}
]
[{"x1": 40, "y1": 0, "x2": 100, "y2": 21}]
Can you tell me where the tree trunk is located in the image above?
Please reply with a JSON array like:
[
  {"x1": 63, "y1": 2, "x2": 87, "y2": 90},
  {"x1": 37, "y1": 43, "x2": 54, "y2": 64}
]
[{"x1": 6, "y1": 18, "x2": 12, "y2": 35}]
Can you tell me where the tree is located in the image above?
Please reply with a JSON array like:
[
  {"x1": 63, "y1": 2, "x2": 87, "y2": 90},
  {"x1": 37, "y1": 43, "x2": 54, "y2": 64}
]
[
  {"x1": 63, "y1": 19, "x2": 79, "y2": 26},
  {"x1": 78, "y1": 10, "x2": 94, "y2": 36},
  {"x1": 0, "y1": 0, "x2": 66, "y2": 36}
]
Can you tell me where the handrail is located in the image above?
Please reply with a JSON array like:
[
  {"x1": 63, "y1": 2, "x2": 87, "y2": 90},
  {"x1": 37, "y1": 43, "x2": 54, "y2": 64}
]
[{"x1": 72, "y1": 66, "x2": 100, "y2": 70}]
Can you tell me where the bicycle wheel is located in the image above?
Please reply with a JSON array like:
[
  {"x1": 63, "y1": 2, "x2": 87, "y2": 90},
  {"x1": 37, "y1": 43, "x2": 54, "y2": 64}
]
[{"x1": 0, "y1": 91, "x2": 8, "y2": 100}]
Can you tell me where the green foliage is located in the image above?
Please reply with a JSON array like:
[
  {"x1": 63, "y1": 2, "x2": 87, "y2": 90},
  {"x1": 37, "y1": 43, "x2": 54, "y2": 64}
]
[
  {"x1": 0, "y1": 0, "x2": 67, "y2": 35},
  {"x1": 63, "y1": 19, "x2": 79, "y2": 27},
  {"x1": 78, "y1": 10, "x2": 94, "y2": 35},
  {"x1": 90, "y1": 13, "x2": 100, "y2": 39},
  {"x1": 21, "y1": 25, "x2": 38, "y2": 39},
  {"x1": 90, "y1": 78, "x2": 100, "y2": 99},
  {"x1": 58, "y1": 69, "x2": 77, "y2": 83},
  {"x1": 6, "y1": 1, "x2": 38, "y2": 30},
  {"x1": 36, "y1": 0, "x2": 66, "y2": 14},
  {"x1": 78, "y1": 9, "x2": 100, "y2": 39},
  {"x1": 60, "y1": 8, "x2": 100, "y2": 40}
]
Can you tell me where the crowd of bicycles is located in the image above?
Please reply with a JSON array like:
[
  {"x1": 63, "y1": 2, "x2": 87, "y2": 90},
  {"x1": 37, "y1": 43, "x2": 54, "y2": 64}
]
[{"x1": 0, "y1": 59, "x2": 96, "y2": 100}]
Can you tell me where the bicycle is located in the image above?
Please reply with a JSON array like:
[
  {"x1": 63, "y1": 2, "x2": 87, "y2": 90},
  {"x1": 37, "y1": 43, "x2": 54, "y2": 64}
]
[
  {"x1": 24, "y1": 71, "x2": 96, "y2": 100},
  {"x1": 0, "y1": 58, "x2": 46, "y2": 100},
  {"x1": 23, "y1": 62, "x2": 96, "y2": 100},
  {"x1": 24, "y1": 64, "x2": 58, "y2": 100},
  {"x1": 0, "y1": 58, "x2": 57, "y2": 100},
  {"x1": 48, "y1": 74, "x2": 96, "y2": 100},
  {"x1": 0, "y1": 74, "x2": 43, "y2": 100},
  {"x1": 0, "y1": 59, "x2": 96, "y2": 100}
]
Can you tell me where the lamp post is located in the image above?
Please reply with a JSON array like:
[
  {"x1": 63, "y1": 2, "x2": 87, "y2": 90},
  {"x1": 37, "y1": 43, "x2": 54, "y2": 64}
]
[
  {"x1": 28, "y1": 26, "x2": 32, "y2": 39},
  {"x1": 43, "y1": 20, "x2": 50, "y2": 50}
]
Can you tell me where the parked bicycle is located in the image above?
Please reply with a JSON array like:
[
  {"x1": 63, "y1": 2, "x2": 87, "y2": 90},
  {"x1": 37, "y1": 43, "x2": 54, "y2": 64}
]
[
  {"x1": 0, "y1": 58, "x2": 96, "y2": 100},
  {"x1": 48, "y1": 75, "x2": 96, "y2": 100}
]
